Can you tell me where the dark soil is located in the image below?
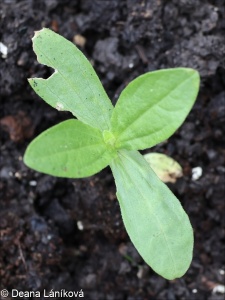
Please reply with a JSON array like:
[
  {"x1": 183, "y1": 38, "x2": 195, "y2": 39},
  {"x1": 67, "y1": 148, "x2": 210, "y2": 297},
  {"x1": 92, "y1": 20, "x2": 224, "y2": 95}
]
[{"x1": 0, "y1": 0, "x2": 225, "y2": 299}]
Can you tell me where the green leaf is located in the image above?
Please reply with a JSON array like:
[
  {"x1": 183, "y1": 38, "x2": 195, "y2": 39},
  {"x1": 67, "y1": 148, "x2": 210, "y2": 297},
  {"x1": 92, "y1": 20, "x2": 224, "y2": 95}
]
[
  {"x1": 24, "y1": 119, "x2": 116, "y2": 178},
  {"x1": 110, "y1": 150, "x2": 193, "y2": 280},
  {"x1": 28, "y1": 28, "x2": 113, "y2": 131},
  {"x1": 111, "y1": 68, "x2": 200, "y2": 150}
]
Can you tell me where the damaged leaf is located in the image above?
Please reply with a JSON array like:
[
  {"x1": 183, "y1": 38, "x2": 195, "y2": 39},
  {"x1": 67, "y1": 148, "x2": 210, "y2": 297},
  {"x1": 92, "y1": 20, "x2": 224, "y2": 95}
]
[
  {"x1": 143, "y1": 152, "x2": 183, "y2": 183},
  {"x1": 28, "y1": 28, "x2": 113, "y2": 131}
]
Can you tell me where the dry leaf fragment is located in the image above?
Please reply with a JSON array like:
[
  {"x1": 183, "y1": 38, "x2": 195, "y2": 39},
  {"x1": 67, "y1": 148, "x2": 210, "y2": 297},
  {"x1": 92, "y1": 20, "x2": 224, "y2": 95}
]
[{"x1": 143, "y1": 152, "x2": 183, "y2": 183}]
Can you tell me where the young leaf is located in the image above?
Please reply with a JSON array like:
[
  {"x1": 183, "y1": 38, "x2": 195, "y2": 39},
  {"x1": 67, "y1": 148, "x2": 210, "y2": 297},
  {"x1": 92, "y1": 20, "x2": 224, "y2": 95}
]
[
  {"x1": 28, "y1": 28, "x2": 113, "y2": 131},
  {"x1": 111, "y1": 68, "x2": 200, "y2": 150},
  {"x1": 110, "y1": 150, "x2": 193, "y2": 280},
  {"x1": 24, "y1": 119, "x2": 116, "y2": 178}
]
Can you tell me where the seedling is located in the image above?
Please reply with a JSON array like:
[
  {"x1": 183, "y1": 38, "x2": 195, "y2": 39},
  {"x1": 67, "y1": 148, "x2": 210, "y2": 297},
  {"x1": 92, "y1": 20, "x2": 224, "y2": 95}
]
[{"x1": 24, "y1": 28, "x2": 200, "y2": 280}]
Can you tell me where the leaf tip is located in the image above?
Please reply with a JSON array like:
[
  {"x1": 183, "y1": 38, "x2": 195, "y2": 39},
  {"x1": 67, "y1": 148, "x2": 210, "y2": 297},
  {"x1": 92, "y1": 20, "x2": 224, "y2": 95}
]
[
  {"x1": 185, "y1": 67, "x2": 200, "y2": 78},
  {"x1": 32, "y1": 28, "x2": 51, "y2": 44},
  {"x1": 182, "y1": 68, "x2": 200, "y2": 92},
  {"x1": 32, "y1": 30, "x2": 41, "y2": 41}
]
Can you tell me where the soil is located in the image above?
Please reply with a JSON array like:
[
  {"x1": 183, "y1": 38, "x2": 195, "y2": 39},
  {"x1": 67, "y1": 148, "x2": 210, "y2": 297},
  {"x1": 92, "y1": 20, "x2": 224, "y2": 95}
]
[{"x1": 0, "y1": 0, "x2": 225, "y2": 299}]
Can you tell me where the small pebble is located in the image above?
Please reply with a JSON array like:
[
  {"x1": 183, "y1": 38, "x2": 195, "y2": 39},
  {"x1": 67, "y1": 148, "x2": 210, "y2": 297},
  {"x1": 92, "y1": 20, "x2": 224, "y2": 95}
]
[
  {"x1": 0, "y1": 42, "x2": 8, "y2": 58},
  {"x1": 192, "y1": 166, "x2": 203, "y2": 181},
  {"x1": 77, "y1": 221, "x2": 84, "y2": 230},
  {"x1": 73, "y1": 34, "x2": 86, "y2": 48},
  {"x1": 212, "y1": 285, "x2": 225, "y2": 294},
  {"x1": 29, "y1": 180, "x2": 37, "y2": 186},
  {"x1": 128, "y1": 62, "x2": 134, "y2": 68},
  {"x1": 14, "y1": 172, "x2": 22, "y2": 179}
]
